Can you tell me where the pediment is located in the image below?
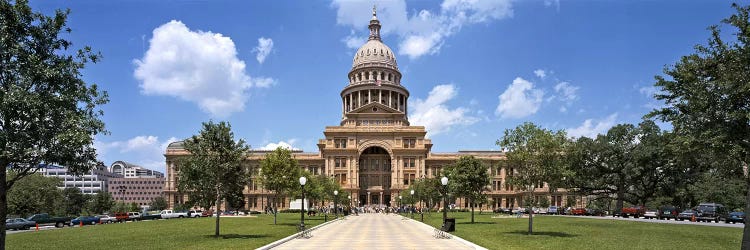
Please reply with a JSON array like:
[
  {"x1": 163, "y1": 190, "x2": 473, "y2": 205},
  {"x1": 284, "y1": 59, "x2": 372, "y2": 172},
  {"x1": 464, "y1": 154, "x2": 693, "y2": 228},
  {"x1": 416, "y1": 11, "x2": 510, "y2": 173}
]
[{"x1": 349, "y1": 102, "x2": 402, "y2": 114}]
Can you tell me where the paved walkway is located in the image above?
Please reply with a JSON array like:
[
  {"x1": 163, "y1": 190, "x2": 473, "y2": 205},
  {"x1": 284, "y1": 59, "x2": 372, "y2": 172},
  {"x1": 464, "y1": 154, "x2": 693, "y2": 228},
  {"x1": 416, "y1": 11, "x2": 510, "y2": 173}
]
[{"x1": 271, "y1": 213, "x2": 478, "y2": 250}]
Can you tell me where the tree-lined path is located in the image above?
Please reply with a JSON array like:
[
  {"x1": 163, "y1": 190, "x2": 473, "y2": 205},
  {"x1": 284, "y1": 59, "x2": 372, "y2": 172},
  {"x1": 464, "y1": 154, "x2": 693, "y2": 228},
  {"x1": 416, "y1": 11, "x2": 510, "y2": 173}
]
[{"x1": 271, "y1": 213, "x2": 482, "y2": 250}]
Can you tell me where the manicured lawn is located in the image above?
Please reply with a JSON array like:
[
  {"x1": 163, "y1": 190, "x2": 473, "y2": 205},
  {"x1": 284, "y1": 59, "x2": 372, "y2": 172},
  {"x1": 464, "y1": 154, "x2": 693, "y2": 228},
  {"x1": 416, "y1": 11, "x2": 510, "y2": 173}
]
[
  {"x1": 415, "y1": 211, "x2": 742, "y2": 250},
  {"x1": 6, "y1": 213, "x2": 325, "y2": 250}
]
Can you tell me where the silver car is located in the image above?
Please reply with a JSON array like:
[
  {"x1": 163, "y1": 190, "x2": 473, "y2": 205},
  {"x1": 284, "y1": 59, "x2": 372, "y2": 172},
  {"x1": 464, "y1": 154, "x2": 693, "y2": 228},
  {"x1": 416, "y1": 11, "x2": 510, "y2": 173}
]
[
  {"x1": 96, "y1": 215, "x2": 117, "y2": 224},
  {"x1": 6, "y1": 218, "x2": 35, "y2": 230}
]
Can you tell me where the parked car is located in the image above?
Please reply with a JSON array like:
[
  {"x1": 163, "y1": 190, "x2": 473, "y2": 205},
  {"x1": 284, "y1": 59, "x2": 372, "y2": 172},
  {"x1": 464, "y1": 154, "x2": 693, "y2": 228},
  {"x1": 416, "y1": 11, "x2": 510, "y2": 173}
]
[
  {"x1": 643, "y1": 210, "x2": 658, "y2": 219},
  {"x1": 586, "y1": 208, "x2": 605, "y2": 216},
  {"x1": 140, "y1": 212, "x2": 162, "y2": 220},
  {"x1": 726, "y1": 212, "x2": 745, "y2": 224},
  {"x1": 6, "y1": 218, "x2": 35, "y2": 230},
  {"x1": 658, "y1": 206, "x2": 680, "y2": 220},
  {"x1": 113, "y1": 212, "x2": 129, "y2": 223},
  {"x1": 548, "y1": 206, "x2": 559, "y2": 215},
  {"x1": 127, "y1": 212, "x2": 142, "y2": 221},
  {"x1": 96, "y1": 215, "x2": 117, "y2": 224},
  {"x1": 202, "y1": 210, "x2": 214, "y2": 217},
  {"x1": 188, "y1": 210, "x2": 203, "y2": 218},
  {"x1": 571, "y1": 208, "x2": 586, "y2": 215},
  {"x1": 27, "y1": 213, "x2": 73, "y2": 228},
  {"x1": 160, "y1": 210, "x2": 188, "y2": 219},
  {"x1": 71, "y1": 216, "x2": 100, "y2": 226},
  {"x1": 677, "y1": 209, "x2": 700, "y2": 221},
  {"x1": 621, "y1": 206, "x2": 646, "y2": 218},
  {"x1": 696, "y1": 203, "x2": 727, "y2": 223}
]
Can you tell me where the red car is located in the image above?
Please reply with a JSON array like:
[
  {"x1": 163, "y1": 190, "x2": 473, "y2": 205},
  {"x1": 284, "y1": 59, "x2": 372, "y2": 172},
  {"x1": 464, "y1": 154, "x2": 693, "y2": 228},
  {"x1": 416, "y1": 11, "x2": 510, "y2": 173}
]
[
  {"x1": 621, "y1": 206, "x2": 646, "y2": 218},
  {"x1": 572, "y1": 208, "x2": 586, "y2": 215}
]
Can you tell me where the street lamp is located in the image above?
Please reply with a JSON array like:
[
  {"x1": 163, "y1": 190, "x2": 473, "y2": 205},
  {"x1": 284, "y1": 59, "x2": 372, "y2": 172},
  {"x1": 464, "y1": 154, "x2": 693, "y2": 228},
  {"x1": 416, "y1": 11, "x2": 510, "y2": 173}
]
[
  {"x1": 348, "y1": 195, "x2": 352, "y2": 213},
  {"x1": 399, "y1": 195, "x2": 402, "y2": 214},
  {"x1": 410, "y1": 189, "x2": 415, "y2": 219},
  {"x1": 367, "y1": 191, "x2": 370, "y2": 206},
  {"x1": 299, "y1": 176, "x2": 307, "y2": 232},
  {"x1": 441, "y1": 176, "x2": 449, "y2": 229},
  {"x1": 334, "y1": 190, "x2": 339, "y2": 218}
]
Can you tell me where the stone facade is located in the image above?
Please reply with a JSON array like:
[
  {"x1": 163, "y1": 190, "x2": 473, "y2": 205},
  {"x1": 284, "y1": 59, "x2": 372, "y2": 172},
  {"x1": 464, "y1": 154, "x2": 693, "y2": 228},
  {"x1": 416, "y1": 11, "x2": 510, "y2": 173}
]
[{"x1": 163, "y1": 8, "x2": 576, "y2": 211}]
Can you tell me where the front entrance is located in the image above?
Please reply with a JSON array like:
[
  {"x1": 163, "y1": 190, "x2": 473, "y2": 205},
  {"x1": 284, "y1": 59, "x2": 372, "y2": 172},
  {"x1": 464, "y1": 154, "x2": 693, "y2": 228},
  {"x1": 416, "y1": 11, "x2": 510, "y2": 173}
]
[{"x1": 358, "y1": 146, "x2": 392, "y2": 206}]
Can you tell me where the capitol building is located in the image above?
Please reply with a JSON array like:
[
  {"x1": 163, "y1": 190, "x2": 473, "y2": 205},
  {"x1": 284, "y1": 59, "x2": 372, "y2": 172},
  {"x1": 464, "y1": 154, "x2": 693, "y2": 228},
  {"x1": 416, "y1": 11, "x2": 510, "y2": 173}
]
[{"x1": 163, "y1": 9, "x2": 572, "y2": 211}]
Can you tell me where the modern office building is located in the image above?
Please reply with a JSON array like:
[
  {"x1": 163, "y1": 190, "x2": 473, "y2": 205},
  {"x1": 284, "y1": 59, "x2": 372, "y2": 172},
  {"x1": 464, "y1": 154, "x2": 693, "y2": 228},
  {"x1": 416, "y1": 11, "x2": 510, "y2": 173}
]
[
  {"x1": 110, "y1": 161, "x2": 164, "y2": 178},
  {"x1": 36, "y1": 163, "x2": 121, "y2": 194},
  {"x1": 164, "y1": 8, "x2": 575, "y2": 211},
  {"x1": 108, "y1": 177, "x2": 166, "y2": 207}
]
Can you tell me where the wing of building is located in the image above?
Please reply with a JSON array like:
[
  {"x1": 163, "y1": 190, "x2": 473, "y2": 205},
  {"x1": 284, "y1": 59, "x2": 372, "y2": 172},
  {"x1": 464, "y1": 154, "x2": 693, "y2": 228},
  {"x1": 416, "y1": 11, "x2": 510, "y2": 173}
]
[{"x1": 164, "y1": 8, "x2": 575, "y2": 211}]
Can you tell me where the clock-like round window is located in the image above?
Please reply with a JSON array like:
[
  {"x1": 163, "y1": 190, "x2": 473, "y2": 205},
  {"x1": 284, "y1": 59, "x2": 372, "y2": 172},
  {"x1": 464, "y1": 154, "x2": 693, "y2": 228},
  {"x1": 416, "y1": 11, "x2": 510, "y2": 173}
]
[{"x1": 372, "y1": 107, "x2": 378, "y2": 112}]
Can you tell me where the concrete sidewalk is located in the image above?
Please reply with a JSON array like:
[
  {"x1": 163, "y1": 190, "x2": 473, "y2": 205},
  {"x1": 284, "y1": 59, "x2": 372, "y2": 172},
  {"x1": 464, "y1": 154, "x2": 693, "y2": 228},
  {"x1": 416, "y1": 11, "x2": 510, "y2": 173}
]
[{"x1": 268, "y1": 213, "x2": 483, "y2": 250}]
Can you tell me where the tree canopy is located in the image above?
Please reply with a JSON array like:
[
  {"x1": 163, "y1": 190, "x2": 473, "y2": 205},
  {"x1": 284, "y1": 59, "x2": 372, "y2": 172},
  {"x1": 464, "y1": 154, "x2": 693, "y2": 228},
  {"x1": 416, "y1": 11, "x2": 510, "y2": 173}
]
[
  {"x1": 259, "y1": 147, "x2": 301, "y2": 224},
  {"x1": 177, "y1": 121, "x2": 250, "y2": 237},
  {"x1": 443, "y1": 156, "x2": 489, "y2": 223}
]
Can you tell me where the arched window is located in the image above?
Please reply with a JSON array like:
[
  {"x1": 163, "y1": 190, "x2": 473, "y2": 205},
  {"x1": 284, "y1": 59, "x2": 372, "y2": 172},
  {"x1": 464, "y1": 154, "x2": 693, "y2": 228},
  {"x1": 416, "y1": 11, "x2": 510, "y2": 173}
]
[{"x1": 388, "y1": 73, "x2": 392, "y2": 81}]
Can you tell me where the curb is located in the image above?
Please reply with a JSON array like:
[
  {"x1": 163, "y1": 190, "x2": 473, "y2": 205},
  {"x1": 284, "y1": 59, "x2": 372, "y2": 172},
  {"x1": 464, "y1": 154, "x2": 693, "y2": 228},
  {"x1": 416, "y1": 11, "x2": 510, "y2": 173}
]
[{"x1": 256, "y1": 216, "x2": 343, "y2": 250}]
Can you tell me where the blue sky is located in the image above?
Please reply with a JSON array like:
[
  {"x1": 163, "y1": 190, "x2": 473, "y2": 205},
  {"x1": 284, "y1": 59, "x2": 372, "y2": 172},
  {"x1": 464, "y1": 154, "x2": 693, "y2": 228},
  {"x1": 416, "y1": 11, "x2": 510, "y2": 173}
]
[{"x1": 29, "y1": 0, "x2": 736, "y2": 173}]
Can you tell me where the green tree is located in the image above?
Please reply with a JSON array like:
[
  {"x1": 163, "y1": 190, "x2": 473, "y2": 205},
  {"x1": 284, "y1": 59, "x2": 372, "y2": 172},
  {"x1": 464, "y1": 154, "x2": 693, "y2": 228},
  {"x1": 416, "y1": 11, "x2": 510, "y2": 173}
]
[
  {"x1": 149, "y1": 197, "x2": 168, "y2": 211},
  {"x1": 177, "y1": 121, "x2": 250, "y2": 237},
  {"x1": 0, "y1": 0, "x2": 109, "y2": 246},
  {"x1": 443, "y1": 156, "x2": 490, "y2": 223},
  {"x1": 111, "y1": 202, "x2": 128, "y2": 213},
  {"x1": 498, "y1": 122, "x2": 568, "y2": 235},
  {"x1": 646, "y1": 3, "x2": 750, "y2": 246},
  {"x1": 7, "y1": 173, "x2": 61, "y2": 217},
  {"x1": 87, "y1": 191, "x2": 114, "y2": 215},
  {"x1": 60, "y1": 188, "x2": 89, "y2": 216},
  {"x1": 538, "y1": 196, "x2": 550, "y2": 208},
  {"x1": 259, "y1": 147, "x2": 301, "y2": 225},
  {"x1": 412, "y1": 178, "x2": 442, "y2": 212},
  {"x1": 688, "y1": 171, "x2": 746, "y2": 211},
  {"x1": 129, "y1": 202, "x2": 140, "y2": 212}
]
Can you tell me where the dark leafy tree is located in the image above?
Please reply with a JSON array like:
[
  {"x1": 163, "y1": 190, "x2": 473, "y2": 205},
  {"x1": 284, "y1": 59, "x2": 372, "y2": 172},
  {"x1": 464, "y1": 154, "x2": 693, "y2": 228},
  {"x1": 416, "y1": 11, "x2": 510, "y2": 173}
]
[
  {"x1": 87, "y1": 191, "x2": 114, "y2": 215},
  {"x1": 0, "y1": 0, "x2": 109, "y2": 247},
  {"x1": 6, "y1": 173, "x2": 61, "y2": 217},
  {"x1": 498, "y1": 122, "x2": 568, "y2": 235},
  {"x1": 412, "y1": 178, "x2": 442, "y2": 212},
  {"x1": 443, "y1": 156, "x2": 490, "y2": 223},
  {"x1": 60, "y1": 188, "x2": 88, "y2": 216},
  {"x1": 646, "y1": 4, "x2": 750, "y2": 246},
  {"x1": 259, "y1": 147, "x2": 301, "y2": 225},
  {"x1": 149, "y1": 197, "x2": 168, "y2": 211},
  {"x1": 177, "y1": 121, "x2": 250, "y2": 237}
]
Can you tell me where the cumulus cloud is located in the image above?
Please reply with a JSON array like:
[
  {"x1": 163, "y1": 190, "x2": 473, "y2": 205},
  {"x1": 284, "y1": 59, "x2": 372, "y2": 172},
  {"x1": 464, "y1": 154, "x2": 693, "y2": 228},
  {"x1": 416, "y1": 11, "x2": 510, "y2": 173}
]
[
  {"x1": 343, "y1": 30, "x2": 367, "y2": 49},
  {"x1": 495, "y1": 77, "x2": 544, "y2": 118},
  {"x1": 409, "y1": 84, "x2": 479, "y2": 136},
  {"x1": 134, "y1": 20, "x2": 275, "y2": 118},
  {"x1": 554, "y1": 82, "x2": 579, "y2": 103},
  {"x1": 95, "y1": 136, "x2": 179, "y2": 174},
  {"x1": 567, "y1": 113, "x2": 618, "y2": 138},
  {"x1": 259, "y1": 140, "x2": 300, "y2": 150},
  {"x1": 253, "y1": 37, "x2": 274, "y2": 64},
  {"x1": 534, "y1": 69, "x2": 547, "y2": 79},
  {"x1": 332, "y1": 0, "x2": 513, "y2": 59}
]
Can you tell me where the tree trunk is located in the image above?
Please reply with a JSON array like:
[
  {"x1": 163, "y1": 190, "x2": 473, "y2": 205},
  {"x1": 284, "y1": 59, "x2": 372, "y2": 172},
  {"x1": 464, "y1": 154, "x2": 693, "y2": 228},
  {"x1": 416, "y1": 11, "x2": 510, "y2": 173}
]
[
  {"x1": 1, "y1": 168, "x2": 7, "y2": 250},
  {"x1": 215, "y1": 192, "x2": 221, "y2": 237},
  {"x1": 528, "y1": 191, "x2": 533, "y2": 235},
  {"x1": 470, "y1": 198, "x2": 475, "y2": 223},
  {"x1": 615, "y1": 187, "x2": 624, "y2": 216},
  {"x1": 742, "y1": 180, "x2": 750, "y2": 249},
  {"x1": 273, "y1": 194, "x2": 278, "y2": 225}
]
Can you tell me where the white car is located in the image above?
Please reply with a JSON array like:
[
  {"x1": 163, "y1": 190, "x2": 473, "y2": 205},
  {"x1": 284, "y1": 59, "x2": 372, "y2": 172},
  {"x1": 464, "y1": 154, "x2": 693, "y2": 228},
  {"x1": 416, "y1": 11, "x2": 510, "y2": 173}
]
[
  {"x1": 160, "y1": 210, "x2": 188, "y2": 219},
  {"x1": 188, "y1": 210, "x2": 202, "y2": 218},
  {"x1": 127, "y1": 212, "x2": 141, "y2": 221},
  {"x1": 644, "y1": 210, "x2": 659, "y2": 219},
  {"x1": 96, "y1": 215, "x2": 117, "y2": 223}
]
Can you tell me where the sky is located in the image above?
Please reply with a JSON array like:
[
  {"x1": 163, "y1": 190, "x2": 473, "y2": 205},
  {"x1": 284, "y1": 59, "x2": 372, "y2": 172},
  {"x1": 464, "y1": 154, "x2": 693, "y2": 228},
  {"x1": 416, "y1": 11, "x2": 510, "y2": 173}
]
[{"x1": 28, "y1": 0, "x2": 738, "y2": 174}]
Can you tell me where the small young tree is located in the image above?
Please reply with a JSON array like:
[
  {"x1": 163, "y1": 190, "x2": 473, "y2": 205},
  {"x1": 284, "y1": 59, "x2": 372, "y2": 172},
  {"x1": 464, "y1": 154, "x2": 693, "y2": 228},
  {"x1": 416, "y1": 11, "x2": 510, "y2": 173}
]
[
  {"x1": 177, "y1": 121, "x2": 250, "y2": 237},
  {"x1": 61, "y1": 188, "x2": 89, "y2": 216},
  {"x1": 443, "y1": 156, "x2": 490, "y2": 223},
  {"x1": 498, "y1": 122, "x2": 568, "y2": 235},
  {"x1": 259, "y1": 147, "x2": 300, "y2": 225},
  {"x1": 88, "y1": 191, "x2": 115, "y2": 215},
  {"x1": 149, "y1": 197, "x2": 168, "y2": 211}
]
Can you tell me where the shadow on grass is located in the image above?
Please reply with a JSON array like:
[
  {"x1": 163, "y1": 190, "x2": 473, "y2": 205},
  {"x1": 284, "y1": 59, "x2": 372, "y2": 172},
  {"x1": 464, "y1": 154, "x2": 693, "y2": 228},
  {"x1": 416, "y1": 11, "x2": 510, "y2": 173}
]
[
  {"x1": 457, "y1": 222, "x2": 496, "y2": 225},
  {"x1": 204, "y1": 234, "x2": 270, "y2": 239},
  {"x1": 505, "y1": 231, "x2": 578, "y2": 238}
]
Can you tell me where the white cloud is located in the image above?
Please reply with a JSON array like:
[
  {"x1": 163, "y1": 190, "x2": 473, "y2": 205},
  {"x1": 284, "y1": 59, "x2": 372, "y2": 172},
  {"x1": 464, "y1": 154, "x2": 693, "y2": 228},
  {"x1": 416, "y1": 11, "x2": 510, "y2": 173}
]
[
  {"x1": 409, "y1": 84, "x2": 479, "y2": 136},
  {"x1": 495, "y1": 77, "x2": 544, "y2": 118},
  {"x1": 343, "y1": 30, "x2": 367, "y2": 49},
  {"x1": 95, "y1": 136, "x2": 178, "y2": 174},
  {"x1": 544, "y1": 0, "x2": 561, "y2": 12},
  {"x1": 134, "y1": 20, "x2": 275, "y2": 118},
  {"x1": 259, "y1": 140, "x2": 300, "y2": 150},
  {"x1": 639, "y1": 86, "x2": 660, "y2": 97},
  {"x1": 332, "y1": 0, "x2": 513, "y2": 59},
  {"x1": 252, "y1": 77, "x2": 276, "y2": 88},
  {"x1": 567, "y1": 113, "x2": 618, "y2": 138},
  {"x1": 554, "y1": 82, "x2": 579, "y2": 102},
  {"x1": 534, "y1": 69, "x2": 547, "y2": 79},
  {"x1": 253, "y1": 37, "x2": 274, "y2": 64}
]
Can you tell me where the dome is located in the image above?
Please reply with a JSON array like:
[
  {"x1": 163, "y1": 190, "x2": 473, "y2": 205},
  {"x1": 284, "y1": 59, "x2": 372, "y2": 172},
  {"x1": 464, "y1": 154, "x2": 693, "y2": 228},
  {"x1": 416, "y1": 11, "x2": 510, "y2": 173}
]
[{"x1": 352, "y1": 39, "x2": 398, "y2": 70}]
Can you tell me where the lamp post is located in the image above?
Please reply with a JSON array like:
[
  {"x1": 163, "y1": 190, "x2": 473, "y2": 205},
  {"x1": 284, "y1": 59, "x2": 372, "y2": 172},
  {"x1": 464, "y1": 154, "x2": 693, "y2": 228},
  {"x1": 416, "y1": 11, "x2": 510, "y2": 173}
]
[
  {"x1": 348, "y1": 195, "x2": 352, "y2": 214},
  {"x1": 299, "y1": 176, "x2": 307, "y2": 232},
  {"x1": 367, "y1": 191, "x2": 370, "y2": 206},
  {"x1": 441, "y1": 176, "x2": 449, "y2": 228},
  {"x1": 334, "y1": 190, "x2": 339, "y2": 218},
  {"x1": 410, "y1": 189, "x2": 415, "y2": 219},
  {"x1": 399, "y1": 195, "x2": 402, "y2": 214}
]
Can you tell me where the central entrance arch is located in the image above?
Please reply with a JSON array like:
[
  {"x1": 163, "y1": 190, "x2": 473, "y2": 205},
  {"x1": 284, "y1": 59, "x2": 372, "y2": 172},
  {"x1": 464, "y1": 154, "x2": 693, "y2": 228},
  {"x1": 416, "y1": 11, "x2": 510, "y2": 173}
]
[{"x1": 358, "y1": 146, "x2": 392, "y2": 207}]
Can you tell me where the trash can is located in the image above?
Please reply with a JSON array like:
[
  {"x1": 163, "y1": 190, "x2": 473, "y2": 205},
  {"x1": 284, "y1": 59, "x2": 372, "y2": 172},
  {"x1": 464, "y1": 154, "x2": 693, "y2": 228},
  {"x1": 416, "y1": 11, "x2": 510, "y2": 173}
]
[{"x1": 442, "y1": 218, "x2": 455, "y2": 232}]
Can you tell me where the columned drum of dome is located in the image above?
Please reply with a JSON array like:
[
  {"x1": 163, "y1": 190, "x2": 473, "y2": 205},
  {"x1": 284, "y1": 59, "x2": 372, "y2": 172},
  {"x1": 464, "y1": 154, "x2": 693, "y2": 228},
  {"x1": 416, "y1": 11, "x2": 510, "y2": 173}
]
[{"x1": 162, "y1": 6, "x2": 579, "y2": 213}]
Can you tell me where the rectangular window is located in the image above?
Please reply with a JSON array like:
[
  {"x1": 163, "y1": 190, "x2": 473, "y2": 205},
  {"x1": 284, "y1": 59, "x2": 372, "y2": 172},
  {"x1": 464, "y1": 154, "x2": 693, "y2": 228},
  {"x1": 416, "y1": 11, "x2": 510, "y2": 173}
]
[
  {"x1": 334, "y1": 158, "x2": 347, "y2": 169},
  {"x1": 402, "y1": 138, "x2": 416, "y2": 148},
  {"x1": 334, "y1": 138, "x2": 347, "y2": 148},
  {"x1": 403, "y1": 158, "x2": 415, "y2": 168}
]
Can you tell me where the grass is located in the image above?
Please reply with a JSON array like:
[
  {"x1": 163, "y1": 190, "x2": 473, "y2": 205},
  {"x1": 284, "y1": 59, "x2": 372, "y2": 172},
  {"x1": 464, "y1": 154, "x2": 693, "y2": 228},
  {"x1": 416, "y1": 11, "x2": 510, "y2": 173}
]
[
  {"x1": 414, "y1": 211, "x2": 742, "y2": 250},
  {"x1": 6, "y1": 212, "x2": 743, "y2": 249},
  {"x1": 6, "y1": 213, "x2": 325, "y2": 250}
]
